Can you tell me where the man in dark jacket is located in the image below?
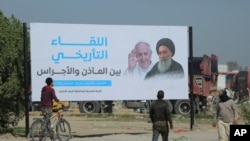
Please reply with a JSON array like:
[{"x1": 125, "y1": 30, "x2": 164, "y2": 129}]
[
  {"x1": 145, "y1": 38, "x2": 184, "y2": 80},
  {"x1": 150, "y1": 90, "x2": 173, "y2": 141}
]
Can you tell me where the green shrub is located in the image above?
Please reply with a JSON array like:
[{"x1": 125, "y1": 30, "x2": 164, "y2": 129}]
[{"x1": 240, "y1": 100, "x2": 250, "y2": 124}]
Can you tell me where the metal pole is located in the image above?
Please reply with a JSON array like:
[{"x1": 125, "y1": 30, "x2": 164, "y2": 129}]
[
  {"x1": 23, "y1": 23, "x2": 29, "y2": 136},
  {"x1": 188, "y1": 26, "x2": 194, "y2": 130}
]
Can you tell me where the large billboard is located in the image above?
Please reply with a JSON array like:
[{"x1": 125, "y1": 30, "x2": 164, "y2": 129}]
[{"x1": 30, "y1": 23, "x2": 189, "y2": 101}]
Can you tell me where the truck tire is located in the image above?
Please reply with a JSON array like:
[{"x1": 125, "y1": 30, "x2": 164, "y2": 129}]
[
  {"x1": 79, "y1": 101, "x2": 101, "y2": 113},
  {"x1": 174, "y1": 100, "x2": 196, "y2": 115},
  {"x1": 165, "y1": 100, "x2": 173, "y2": 113}
]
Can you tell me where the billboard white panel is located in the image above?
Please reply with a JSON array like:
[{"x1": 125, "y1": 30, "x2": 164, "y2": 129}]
[{"x1": 30, "y1": 23, "x2": 189, "y2": 101}]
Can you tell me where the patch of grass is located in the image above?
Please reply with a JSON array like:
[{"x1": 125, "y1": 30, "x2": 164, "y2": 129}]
[
  {"x1": 69, "y1": 112, "x2": 214, "y2": 121},
  {"x1": 194, "y1": 114, "x2": 213, "y2": 119},
  {"x1": 70, "y1": 113, "x2": 150, "y2": 121},
  {"x1": 0, "y1": 127, "x2": 13, "y2": 134},
  {"x1": 172, "y1": 113, "x2": 213, "y2": 122},
  {"x1": 12, "y1": 127, "x2": 26, "y2": 135},
  {"x1": 0, "y1": 126, "x2": 25, "y2": 136}
]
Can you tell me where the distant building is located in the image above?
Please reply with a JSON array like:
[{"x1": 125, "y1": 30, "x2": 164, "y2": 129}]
[{"x1": 218, "y1": 64, "x2": 228, "y2": 89}]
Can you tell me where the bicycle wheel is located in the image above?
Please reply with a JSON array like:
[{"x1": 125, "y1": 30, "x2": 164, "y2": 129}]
[
  {"x1": 56, "y1": 118, "x2": 71, "y2": 141},
  {"x1": 30, "y1": 119, "x2": 46, "y2": 141}
]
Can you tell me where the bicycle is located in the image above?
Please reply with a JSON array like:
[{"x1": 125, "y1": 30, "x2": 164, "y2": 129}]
[{"x1": 29, "y1": 111, "x2": 71, "y2": 141}]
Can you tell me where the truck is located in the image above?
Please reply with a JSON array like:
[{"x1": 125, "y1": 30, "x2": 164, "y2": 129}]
[{"x1": 221, "y1": 69, "x2": 250, "y2": 102}]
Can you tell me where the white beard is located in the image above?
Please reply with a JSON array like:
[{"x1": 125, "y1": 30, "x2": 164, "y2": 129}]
[{"x1": 157, "y1": 59, "x2": 172, "y2": 73}]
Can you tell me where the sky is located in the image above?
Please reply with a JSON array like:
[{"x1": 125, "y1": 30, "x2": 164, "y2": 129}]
[{"x1": 0, "y1": 0, "x2": 250, "y2": 68}]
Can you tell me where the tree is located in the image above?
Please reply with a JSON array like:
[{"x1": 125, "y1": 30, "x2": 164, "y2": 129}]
[
  {"x1": 244, "y1": 66, "x2": 249, "y2": 71},
  {"x1": 0, "y1": 11, "x2": 26, "y2": 132},
  {"x1": 227, "y1": 61, "x2": 239, "y2": 71}
]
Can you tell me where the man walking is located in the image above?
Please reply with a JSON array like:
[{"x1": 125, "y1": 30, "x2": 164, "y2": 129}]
[
  {"x1": 150, "y1": 90, "x2": 173, "y2": 141},
  {"x1": 212, "y1": 88, "x2": 238, "y2": 141}
]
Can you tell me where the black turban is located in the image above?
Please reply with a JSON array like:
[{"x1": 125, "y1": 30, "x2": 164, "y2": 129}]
[
  {"x1": 219, "y1": 90, "x2": 231, "y2": 102},
  {"x1": 156, "y1": 38, "x2": 175, "y2": 57}
]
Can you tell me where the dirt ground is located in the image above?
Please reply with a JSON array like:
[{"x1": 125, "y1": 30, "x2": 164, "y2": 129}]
[
  {"x1": 0, "y1": 108, "x2": 222, "y2": 141},
  {"x1": 1, "y1": 101, "x2": 246, "y2": 141}
]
